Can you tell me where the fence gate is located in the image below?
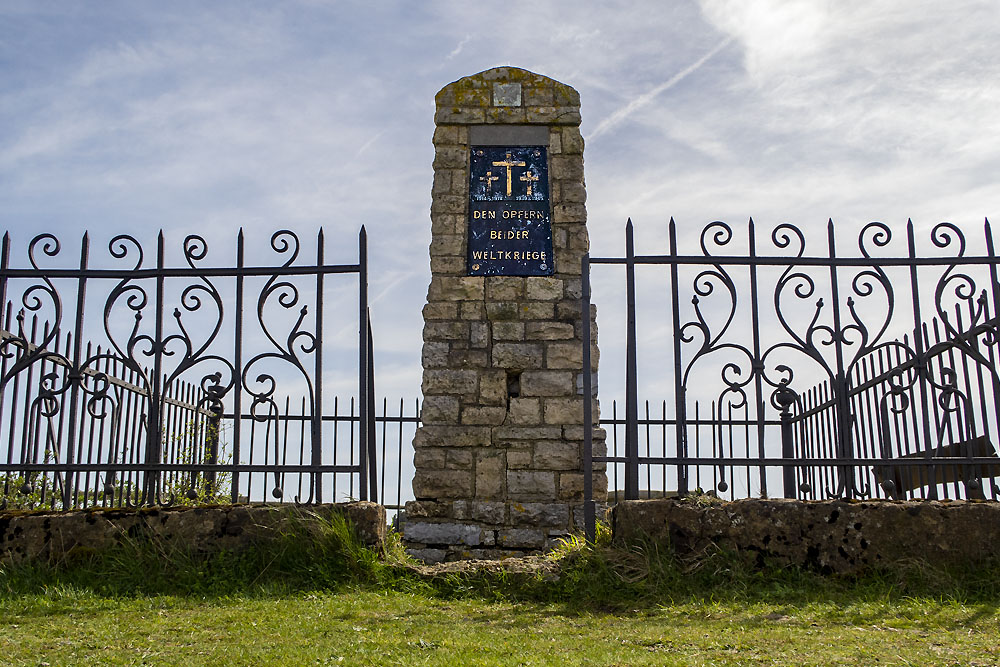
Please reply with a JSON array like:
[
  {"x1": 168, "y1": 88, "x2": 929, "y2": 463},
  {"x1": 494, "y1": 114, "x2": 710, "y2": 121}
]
[
  {"x1": 583, "y1": 218, "x2": 1000, "y2": 540},
  {"x1": 0, "y1": 228, "x2": 375, "y2": 510}
]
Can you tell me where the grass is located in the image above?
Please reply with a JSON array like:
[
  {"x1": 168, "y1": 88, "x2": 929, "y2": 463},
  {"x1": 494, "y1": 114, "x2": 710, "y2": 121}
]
[{"x1": 1, "y1": 512, "x2": 999, "y2": 665}]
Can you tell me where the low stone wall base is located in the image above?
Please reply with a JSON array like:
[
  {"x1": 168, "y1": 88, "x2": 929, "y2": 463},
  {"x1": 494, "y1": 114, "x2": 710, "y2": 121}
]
[
  {"x1": 0, "y1": 502, "x2": 385, "y2": 565},
  {"x1": 612, "y1": 498, "x2": 1000, "y2": 574},
  {"x1": 403, "y1": 499, "x2": 599, "y2": 563}
]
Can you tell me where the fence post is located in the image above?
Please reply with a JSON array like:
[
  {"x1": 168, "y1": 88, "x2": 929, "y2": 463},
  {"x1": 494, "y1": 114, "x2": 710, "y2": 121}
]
[
  {"x1": 366, "y1": 316, "x2": 377, "y2": 504},
  {"x1": 358, "y1": 226, "x2": 369, "y2": 502},
  {"x1": 624, "y1": 219, "x2": 639, "y2": 500},
  {"x1": 668, "y1": 219, "x2": 688, "y2": 496},
  {"x1": 775, "y1": 385, "x2": 797, "y2": 498},
  {"x1": 582, "y1": 253, "x2": 595, "y2": 542}
]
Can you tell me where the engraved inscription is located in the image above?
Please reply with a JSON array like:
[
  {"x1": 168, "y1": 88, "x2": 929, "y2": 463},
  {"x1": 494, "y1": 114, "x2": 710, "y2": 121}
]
[{"x1": 468, "y1": 146, "x2": 553, "y2": 276}]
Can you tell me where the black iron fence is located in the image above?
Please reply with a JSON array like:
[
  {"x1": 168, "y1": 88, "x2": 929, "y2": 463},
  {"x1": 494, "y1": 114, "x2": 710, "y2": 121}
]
[
  {"x1": 583, "y1": 218, "x2": 1000, "y2": 539},
  {"x1": 0, "y1": 228, "x2": 377, "y2": 510}
]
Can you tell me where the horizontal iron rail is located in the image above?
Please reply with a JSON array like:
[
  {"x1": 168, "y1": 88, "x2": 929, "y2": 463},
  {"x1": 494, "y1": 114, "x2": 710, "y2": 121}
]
[
  {"x1": 594, "y1": 456, "x2": 1000, "y2": 467},
  {"x1": 589, "y1": 254, "x2": 1000, "y2": 267},
  {"x1": 0, "y1": 264, "x2": 361, "y2": 279},
  {"x1": 0, "y1": 463, "x2": 365, "y2": 474}
]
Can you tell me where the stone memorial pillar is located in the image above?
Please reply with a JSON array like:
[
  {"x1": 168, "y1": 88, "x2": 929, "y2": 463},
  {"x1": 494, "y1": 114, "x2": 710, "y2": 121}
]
[{"x1": 404, "y1": 67, "x2": 606, "y2": 562}]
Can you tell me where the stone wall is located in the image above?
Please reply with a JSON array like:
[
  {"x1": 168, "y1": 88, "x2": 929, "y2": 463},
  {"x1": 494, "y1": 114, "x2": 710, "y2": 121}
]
[
  {"x1": 0, "y1": 502, "x2": 385, "y2": 565},
  {"x1": 612, "y1": 498, "x2": 1000, "y2": 574},
  {"x1": 404, "y1": 67, "x2": 607, "y2": 563}
]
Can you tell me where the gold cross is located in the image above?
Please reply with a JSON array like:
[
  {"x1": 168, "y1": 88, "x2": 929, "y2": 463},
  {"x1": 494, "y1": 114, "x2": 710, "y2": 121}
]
[
  {"x1": 519, "y1": 170, "x2": 539, "y2": 196},
  {"x1": 492, "y1": 152, "x2": 526, "y2": 196},
  {"x1": 480, "y1": 171, "x2": 499, "y2": 192}
]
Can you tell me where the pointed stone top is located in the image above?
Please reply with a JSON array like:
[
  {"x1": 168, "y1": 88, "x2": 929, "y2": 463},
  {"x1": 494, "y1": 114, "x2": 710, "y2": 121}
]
[{"x1": 435, "y1": 66, "x2": 581, "y2": 126}]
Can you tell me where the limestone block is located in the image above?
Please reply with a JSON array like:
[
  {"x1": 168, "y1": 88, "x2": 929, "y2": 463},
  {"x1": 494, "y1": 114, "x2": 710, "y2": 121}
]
[
  {"x1": 470, "y1": 322, "x2": 489, "y2": 349},
  {"x1": 519, "y1": 302, "x2": 555, "y2": 319},
  {"x1": 485, "y1": 301, "x2": 520, "y2": 321},
  {"x1": 422, "y1": 369, "x2": 478, "y2": 395},
  {"x1": 507, "y1": 471, "x2": 556, "y2": 498},
  {"x1": 414, "y1": 425, "x2": 492, "y2": 448},
  {"x1": 461, "y1": 405, "x2": 506, "y2": 425},
  {"x1": 430, "y1": 234, "x2": 464, "y2": 256},
  {"x1": 422, "y1": 302, "x2": 458, "y2": 320},
  {"x1": 460, "y1": 301, "x2": 485, "y2": 319},
  {"x1": 471, "y1": 501, "x2": 507, "y2": 524},
  {"x1": 404, "y1": 521, "x2": 483, "y2": 546},
  {"x1": 553, "y1": 204, "x2": 587, "y2": 225},
  {"x1": 520, "y1": 371, "x2": 574, "y2": 396},
  {"x1": 421, "y1": 395, "x2": 460, "y2": 423},
  {"x1": 448, "y1": 348, "x2": 489, "y2": 368},
  {"x1": 493, "y1": 321, "x2": 526, "y2": 340},
  {"x1": 549, "y1": 155, "x2": 584, "y2": 181},
  {"x1": 475, "y1": 451, "x2": 505, "y2": 499},
  {"x1": 412, "y1": 469, "x2": 473, "y2": 499},
  {"x1": 507, "y1": 447, "x2": 533, "y2": 469},
  {"x1": 559, "y1": 181, "x2": 587, "y2": 203},
  {"x1": 533, "y1": 440, "x2": 580, "y2": 470},
  {"x1": 486, "y1": 107, "x2": 527, "y2": 123},
  {"x1": 492, "y1": 342, "x2": 544, "y2": 368},
  {"x1": 505, "y1": 397, "x2": 540, "y2": 425},
  {"x1": 424, "y1": 321, "x2": 468, "y2": 342},
  {"x1": 486, "y1": 276, "x2": 526, "y2": 300},
  {"x1": 404, "y1": 500, "x2": 454, "y2": 519},
  {"x1": 445, "y1": 449, "x2": 473, "y2": 470},
  {"x1": 432, "y1": 126, "x2": 462, "y2": 144},
  {"x1": 435, "y1": 107, "x2": 485, "y2": 124},
  {"x1": 478, "y1": 369, "x2": 507, "y2": 406},
  {"x1": 561, "y1": 127, "x2": 585, "y2": 154},
  {"x1": 548, "y1": 129, "x2": 562, "y2": 153},
  {"x1": 494, "y1": 426, "x2": 562, "y2": 441},
  {"x1": 496, "y1": 528, "x2": 547, "y2": 548},
  {"x1": 413, "y1": 448, "x2": 446, "y2": 469},
  {"x1": 421, "y1": 342, "x2": 449, "y2": 368},
  {"x1": 525, "y1": 106, "x2": 581, "y2": 124},
  {"x1": 543, "y1": 397, "x2": 584, "y2": 424},
  {"x1": 546, "y1": 342, "x2": 587, "y2": 369},
  {"x1": 522, "y1": 85, "x2": 554, "y2": 106},
  {"x1": 430, "y1": 255, "x2": 465, "y2": 274},
  {"x1": 429, "y1": 276, "x2": 484, "y2": 301},
  {"x1": 510, "y1": 502, "x2": 570, "y2": 527},
  {"x1": 430, "y1": 194, "x2": 466, "y2": 215},
  {"x1": 433, "y1": 146, "x2": 467, "y2": 169},
  {"x1": 525, "y1": 322, "x2": 575, "y2": 340},
  {"x1": 526, "y1": 277, "x2": 563, "y2": 301}
]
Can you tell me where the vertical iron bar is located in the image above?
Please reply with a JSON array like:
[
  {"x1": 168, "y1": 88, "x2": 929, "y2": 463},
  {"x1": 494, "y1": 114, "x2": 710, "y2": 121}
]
[
  {"x1": 61, "y1": 233, "x2": 89, "y2": 508},
  {"x1": 358, "y1": 226, "x2": 369, "y2": 501},
  {"x1": 747, "y1": 219, "x2": 767, "y2": 496},
  {"x1": 668, "y1": 219, "x2": 687, "y2": 495},
  {"x1": 231, "y1": 230, "x2": 244, "y2": 503},
  {"x1": 624, "y1": 219, "x2": 639, "y2": 500},
  {"x1": 906, "y1": 220, "x2": 937, "y2": 498},
  {"x1": 826, "y1": 220, "x2": 855, "y2": 498},
  {"x1": 367, "y1": 317, "x2": 377, "y2": 503},
  {"x1": 313, "y1": 229, "x2": 325, "y2": 503}
]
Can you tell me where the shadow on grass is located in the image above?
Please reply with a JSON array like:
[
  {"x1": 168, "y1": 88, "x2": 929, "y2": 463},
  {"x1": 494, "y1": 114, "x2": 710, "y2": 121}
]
[{"x1": 3, "y1": 513, "x2": 999, "y2": 622}]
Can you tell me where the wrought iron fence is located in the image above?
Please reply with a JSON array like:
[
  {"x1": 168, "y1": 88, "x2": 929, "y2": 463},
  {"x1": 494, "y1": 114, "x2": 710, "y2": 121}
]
[
  {"x1": 583, "y1": 218, "x2": 1000, "y2": 539},
  {"x1": 0, "y1": 228, "x2": 375, "y2": 510}
]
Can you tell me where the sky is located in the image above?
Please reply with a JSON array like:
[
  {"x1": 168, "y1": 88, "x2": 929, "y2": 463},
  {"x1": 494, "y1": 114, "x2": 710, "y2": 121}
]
[{"x1": 2, "y1": 0, "x2": 999, "y2": 401}]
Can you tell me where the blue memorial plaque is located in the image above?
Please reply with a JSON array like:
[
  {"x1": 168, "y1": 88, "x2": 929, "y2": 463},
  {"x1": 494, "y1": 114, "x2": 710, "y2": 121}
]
[{"x1": 467, "y1": 146, "x2": 553, "y2": 276}]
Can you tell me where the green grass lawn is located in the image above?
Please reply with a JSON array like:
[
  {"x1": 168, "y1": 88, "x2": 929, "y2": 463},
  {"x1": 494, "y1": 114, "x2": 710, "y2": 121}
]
[
  {"x1": 2, "y1": 514, "x2": 998, "y2": 666},
  {"x1": 2, "y1": 589, "x2": 998, "y2": 666}
]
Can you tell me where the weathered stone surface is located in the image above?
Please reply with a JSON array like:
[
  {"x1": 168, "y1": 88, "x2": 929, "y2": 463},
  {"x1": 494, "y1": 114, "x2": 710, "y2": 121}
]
[
  {"x1": 404, "y1": 521, "x2": 484, "y2": 546},
  {"x1": 533, "y1": 440, "x2": 580, "y2": 470},
  {"x1": 408, "y1": 66, "x2": 605, "y2": 560},
  {"x1": 496, "y1": 528, "x2": 547, "y2": 548},
  {"x1": 510, "y1": 502, "x2": 570, "y2": 527},
  {"x1": 0, "y1": 503, "x2": 385, "y2": 565},
  {"x1": 475, "y1": 451, "x2": 505, "y2": 499},
  {"x1": 413, "y1": 469, "x2": 473, "y2": 499},
  {"x1": 507, "y1": 471, "x2": 556, "y2": 498},
  {"x1": 520, "y1": 370, "x2": 574, "y2": 396},
  {"x1": 612, "y1": 498, "x2": 1000, "y2": 574},
  {"x1": 492, "y1": 342, "x2": 544, "y2": 368}
]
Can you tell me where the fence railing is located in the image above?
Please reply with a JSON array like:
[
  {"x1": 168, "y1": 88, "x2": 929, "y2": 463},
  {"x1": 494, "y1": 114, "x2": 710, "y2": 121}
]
[
  {"x1": 0, "y1": 228, "x2": 374, "y2": 510},
  {"x1": 583, "y1": 218, "x2": 1000, "y2": 540}
]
